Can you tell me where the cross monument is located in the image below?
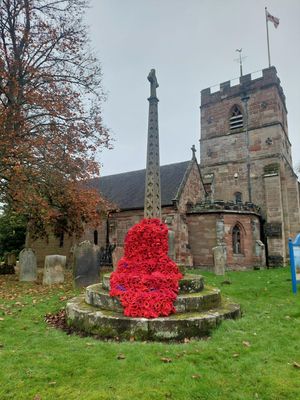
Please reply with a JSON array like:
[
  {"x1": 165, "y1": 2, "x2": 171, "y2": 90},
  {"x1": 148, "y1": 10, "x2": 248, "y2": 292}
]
[{"x1": 144, "y1": 69, "x2": 161, "y2": 219}]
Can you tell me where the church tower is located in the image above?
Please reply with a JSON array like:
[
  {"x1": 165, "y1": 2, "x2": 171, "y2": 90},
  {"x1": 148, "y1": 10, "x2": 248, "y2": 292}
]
[{"x1": 200, "y1": 66, "x2": 300, "y2": 266}]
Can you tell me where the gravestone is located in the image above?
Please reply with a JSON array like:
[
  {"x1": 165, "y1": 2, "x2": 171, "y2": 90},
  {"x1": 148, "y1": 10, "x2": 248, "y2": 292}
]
[
  {"x1": 112, "y1": 246, "x2": 124, "y2": 271},
  {"x1": 212, "y1": 245, "x2": 226, "y2": 275},
  {"x1": 73, "y1": 241, "x2": 100, "y2": 287},
  {"x1": 168, "y1": 229, "x2": 175, "y2": 261},
  {"x1": 255, "y1": 240, "x2": 266, "y2": 267},
  {"x1": 43, "y1": 255, "x2": 66, "y2": 285},
  {"x1": 6, "y1": 252, "x2": 16, "y2": 266},
  {"x1": 19, "y1": 248, "x2": 37, "y2": 281}
]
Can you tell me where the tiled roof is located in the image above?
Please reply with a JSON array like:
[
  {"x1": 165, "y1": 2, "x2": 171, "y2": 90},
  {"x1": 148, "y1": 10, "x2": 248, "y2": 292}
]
[{"x1": 89, "y1": 161, "x2": 191, "y2": 210}]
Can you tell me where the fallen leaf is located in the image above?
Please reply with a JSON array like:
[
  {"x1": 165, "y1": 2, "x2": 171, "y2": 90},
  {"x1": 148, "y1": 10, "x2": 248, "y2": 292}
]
[
  {"x1": 242, "y1": 341, "x2": 251, "y2": 347},
  {"x1": 33, "y1": 395, "x2": 42, "y2": 400},
  {"x1": 117, "y1": 353, "x2": 126, "y2": 360},
  {"x1": 0, "y1": 318, "x2": 4, "y2": 321},
  {"x1": 48, "y1": 382, "x2": 56, "y2": 385},
  {"x1": 233, "y1": 353, "x2": 239, "y2": 358},
  {"x1": 160, "y1": 357, "x2": 172, "y2": 363},
  {"x1": 293, "y1": 361, "x2": 300, "y2": 368},
  {"x1": 192, "y1": 374, "x2": 201, "y2": 379}
]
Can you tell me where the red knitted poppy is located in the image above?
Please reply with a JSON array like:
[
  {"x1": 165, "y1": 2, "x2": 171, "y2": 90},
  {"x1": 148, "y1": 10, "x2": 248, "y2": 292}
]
[{"x1": 110, "y1": 219, "x2": 182, "y2": 318}]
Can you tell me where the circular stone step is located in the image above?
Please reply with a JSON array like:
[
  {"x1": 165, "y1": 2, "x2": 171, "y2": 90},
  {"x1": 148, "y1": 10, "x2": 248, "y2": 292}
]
[
  {"x1": 101, "y1": 273, "x2": 204, "y2": 294},
  {"x1": 66, "y1": 296, "x2": 241, "y2": 341},
  {"x1": 85, "y1": 284, "x2": 221, "y2": 313}
]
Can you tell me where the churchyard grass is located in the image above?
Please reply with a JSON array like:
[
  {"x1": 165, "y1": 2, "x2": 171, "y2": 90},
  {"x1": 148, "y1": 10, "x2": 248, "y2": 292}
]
[{"x1": 0, "y1": 268, "x2": 299, "y2": 400}]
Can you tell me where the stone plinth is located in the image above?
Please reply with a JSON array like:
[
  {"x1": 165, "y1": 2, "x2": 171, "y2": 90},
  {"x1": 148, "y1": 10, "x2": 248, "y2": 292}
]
[{"x1": 66, "y1": 272, "x2": 241, "y2": 341}]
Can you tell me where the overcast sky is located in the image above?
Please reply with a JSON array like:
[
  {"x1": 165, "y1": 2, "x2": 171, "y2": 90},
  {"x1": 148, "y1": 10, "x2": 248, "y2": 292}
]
[{"x1": 86, "y1": 0, "x2": 300, "y2": 177}]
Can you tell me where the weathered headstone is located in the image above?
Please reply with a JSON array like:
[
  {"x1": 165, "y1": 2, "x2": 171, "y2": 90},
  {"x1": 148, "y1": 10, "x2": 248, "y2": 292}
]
[
  {"x1": 73, "y1": 241, "x2": 100, "y2": 287},
  {"x1": 212, "y1": 245, "x2": 226, "y2": 275},
  {"x1": 7, "y1": 252, "x2": 16, "y2": 266},
  {"x1": 255, "y1": 240, "x2": 266, "y2": 267},
  {"x1": 19, "y1": 248, "x2": 37, "y2": 281},
  {"x1": 112, "y1": 246, "x2": 124, "y2": 271},
  {"x1": 168, "y1": 229, "x2": 175, "y2": 261},
  {"x1": 43, "y1": 255, "x2": 66, "y2": 285}
]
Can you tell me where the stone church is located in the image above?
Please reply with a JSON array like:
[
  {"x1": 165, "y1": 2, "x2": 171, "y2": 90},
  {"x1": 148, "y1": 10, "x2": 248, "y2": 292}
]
[{"x1": 30, "y1": 66, "x2": 300, "y2": 270}]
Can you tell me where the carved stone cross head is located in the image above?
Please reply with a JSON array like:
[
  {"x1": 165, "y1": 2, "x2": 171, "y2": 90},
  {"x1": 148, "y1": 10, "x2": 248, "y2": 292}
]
[
  {"x1": 191, "y1": 144, "x2": 196, "y2": 159},
  {"x1": 148, "y1": 69, "x2": 159, "y2": 97}
]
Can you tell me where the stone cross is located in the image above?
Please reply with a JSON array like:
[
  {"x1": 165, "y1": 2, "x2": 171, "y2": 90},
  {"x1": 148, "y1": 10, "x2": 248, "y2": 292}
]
[
  {"x1": 144, "y1": 69, "x2": 161, "y2": 219},
  {"x1": 191, "y1": 144, "x2": 196, "y2": 159}
]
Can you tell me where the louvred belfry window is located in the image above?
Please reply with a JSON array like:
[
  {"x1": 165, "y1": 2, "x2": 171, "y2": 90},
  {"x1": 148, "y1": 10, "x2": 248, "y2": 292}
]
[{"x1": 229, "y1": 105, "x2": 243, "y2": 130}]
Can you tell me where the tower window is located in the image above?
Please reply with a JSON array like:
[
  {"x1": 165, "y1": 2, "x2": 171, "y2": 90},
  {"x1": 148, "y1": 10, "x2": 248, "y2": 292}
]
[
  {"x1": 229, "y1": 105, "x2": 243, "y2": 130},
  {"x1": 232, "y1": 225, "x2": 242, "y2": 254},
  {"x1": 234, "y1": 192, "x2": 242, "y2": 204},
  {"x1": 93, "y1": 230, "x2": 98, "y2": 245}
]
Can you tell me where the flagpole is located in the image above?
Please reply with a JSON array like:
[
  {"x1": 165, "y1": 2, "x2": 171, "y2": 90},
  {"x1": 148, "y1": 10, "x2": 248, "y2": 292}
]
[{"x1": 265, "y1": 7, "x2": 271, "y2": 67}]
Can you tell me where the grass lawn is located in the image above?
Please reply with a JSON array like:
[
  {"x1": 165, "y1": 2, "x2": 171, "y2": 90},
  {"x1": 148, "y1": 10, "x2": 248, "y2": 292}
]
[{"x1": 0, "y1": 267, "x2": 300, "y2": 400}]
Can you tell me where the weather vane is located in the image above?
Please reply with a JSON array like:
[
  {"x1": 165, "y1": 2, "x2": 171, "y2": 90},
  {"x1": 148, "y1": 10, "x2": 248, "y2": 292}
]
[{"x1": 235, "y1": 48, "x2": 246, "y2": 77}]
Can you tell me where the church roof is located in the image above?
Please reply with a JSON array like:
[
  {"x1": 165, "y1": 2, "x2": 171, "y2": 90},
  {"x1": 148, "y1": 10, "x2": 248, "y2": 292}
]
[{"x1": 89, "y1": 160, "x2": 192, "y2": 210}]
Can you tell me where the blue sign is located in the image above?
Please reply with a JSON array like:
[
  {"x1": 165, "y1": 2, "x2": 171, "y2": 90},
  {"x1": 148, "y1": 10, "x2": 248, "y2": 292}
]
[{"x1": 288, "y1": 234, "x2": 300, "y2": 294}]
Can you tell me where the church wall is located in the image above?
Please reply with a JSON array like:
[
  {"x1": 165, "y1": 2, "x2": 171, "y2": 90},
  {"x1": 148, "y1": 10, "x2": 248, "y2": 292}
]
[
  {"x1": 282, "y1": 162, "x2": 300, "y2": 240},
  {"x1": 223, "y1": 213, "x2": 261, "y2": 269},
  {"x1": 186, "y1": 213, "x2": 216, "y2": 268},
  {"x1": 177, "y1": 161, "x2": 205, "y2": 213},
  {"x1": 29, "y1": 233, "x2": 75, "y2": 268},
  {"x1": 186, "y1": 212, "x2": 262, "y2": 270}
]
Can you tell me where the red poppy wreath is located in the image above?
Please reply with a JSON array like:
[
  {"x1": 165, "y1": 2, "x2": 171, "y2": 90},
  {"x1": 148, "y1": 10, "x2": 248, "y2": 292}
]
[{"x1": 109, "y1": 219, "x2": 183, "y2": 318}]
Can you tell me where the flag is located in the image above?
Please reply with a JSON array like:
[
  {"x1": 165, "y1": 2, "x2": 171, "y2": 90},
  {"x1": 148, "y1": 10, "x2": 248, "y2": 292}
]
[{"x1": 267, "y1": 11, "x2": 279, "y2": 28}]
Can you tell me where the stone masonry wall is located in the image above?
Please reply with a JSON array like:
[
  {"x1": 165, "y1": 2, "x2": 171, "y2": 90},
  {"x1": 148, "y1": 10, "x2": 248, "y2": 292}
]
[
  {"x1": 200, "y1": 66, "x2": 299, "y2": 266},
  {"x1": 177, "y1": 160, "x2": 204, "y2": 212},
  {"x1": 186, "y1": 211, "x2": 262, "y2": 270},
  {"x1": 29, "y1": 233, "x2": 75, "y2": 268}
]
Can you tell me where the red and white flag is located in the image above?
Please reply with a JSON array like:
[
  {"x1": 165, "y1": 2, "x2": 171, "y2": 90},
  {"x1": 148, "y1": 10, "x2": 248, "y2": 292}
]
[{"x1": 267, "y1": 11, "x2": 280, "y2": 28}]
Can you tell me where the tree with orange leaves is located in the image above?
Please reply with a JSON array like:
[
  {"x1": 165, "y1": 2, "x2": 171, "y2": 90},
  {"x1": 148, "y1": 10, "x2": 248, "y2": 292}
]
[{"x1": 0, "y1": 0, "x2": 111, "y2": 241}]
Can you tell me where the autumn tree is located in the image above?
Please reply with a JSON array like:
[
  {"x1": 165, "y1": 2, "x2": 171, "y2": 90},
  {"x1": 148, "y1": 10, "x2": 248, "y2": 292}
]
[
  {"x1": 0, "y1": 207, "x2": 26, "y2": 257},
  {"x1": 0, "y1": 0, "x2": 111, "y2": 241}
]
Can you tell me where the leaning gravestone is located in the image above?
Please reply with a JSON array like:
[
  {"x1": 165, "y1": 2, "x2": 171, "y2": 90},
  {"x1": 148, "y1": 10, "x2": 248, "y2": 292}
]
[
  {"x1": 19, "y1": 248, "x2": 37, "y2": 281},
  {"x1": 73, "y1": 241, "x2": 100, "y2": 287},
  {"x1": 43, "y1": 255, "x2": 66, "y2": 285}
]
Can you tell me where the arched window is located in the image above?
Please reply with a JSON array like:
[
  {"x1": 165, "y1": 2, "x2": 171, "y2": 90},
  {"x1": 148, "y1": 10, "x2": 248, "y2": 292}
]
[
  {"x1": 232, "y1": 225, "x2": 242, "y2": 254},
  {"x1": 93, "y1": 230, "x2": 98, "y2": 245},
  {"x1": 229, "y1": 105, "x2": 243, "y2": 130},
  {"x1": 234, "y1": 192, "x2": 242, "y2": 204}
]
